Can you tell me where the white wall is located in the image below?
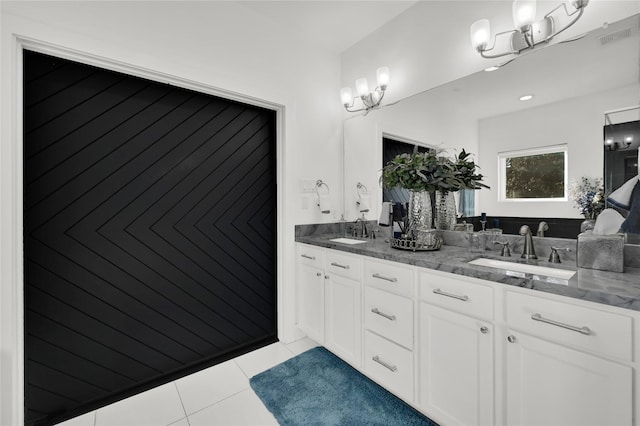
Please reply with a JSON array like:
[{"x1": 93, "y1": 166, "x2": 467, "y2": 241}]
[
  {"x1": 0, "y1": 2, "x2": 343, "y2": 424},
  {"x1": 341, "y1": 0, "x2": 640, "y2": 109},
  {"x1": 478, "y1": 84, "x2": 640, "y2": 218}
]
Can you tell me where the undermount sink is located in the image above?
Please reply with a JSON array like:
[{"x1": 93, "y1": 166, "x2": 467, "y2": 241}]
[
  {"x1": 329, "y1": 237, "x2": 368, "y2": 245},
  {"x1": 468, "y1": 258, "x2": 576, "y2": 281}
]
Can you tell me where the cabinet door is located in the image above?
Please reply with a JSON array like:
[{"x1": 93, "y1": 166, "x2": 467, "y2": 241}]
[
  {"x1": 505, "y1": 331, "x2": 632, "y2": 426},
  {"x1": 297, "y1": 263, "x2": 325, "y2": 343},
  {"x1": 325, "y1": 273, "x2": 362, "y2": 367},
  {"x1": 419, "y1": 303, "x2": 494, "y2": 426}
]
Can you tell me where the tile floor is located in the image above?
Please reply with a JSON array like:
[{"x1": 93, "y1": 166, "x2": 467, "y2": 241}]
[{"x1": 57, "y1": 337, "x2": 319, "y2": 426}]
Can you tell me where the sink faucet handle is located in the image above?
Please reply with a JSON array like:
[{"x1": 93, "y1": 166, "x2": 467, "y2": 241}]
[
  {"x1": 493, "y1": 240, "x2": 511, "y2": 257},
  {"x1": 548, "y1": 246, "x2": 571, "y2": 263}
]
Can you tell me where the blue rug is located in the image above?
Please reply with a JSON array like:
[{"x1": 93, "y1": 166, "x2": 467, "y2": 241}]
[{"x1": 249, "y1": 346, "x2": 438, "y2": 426}]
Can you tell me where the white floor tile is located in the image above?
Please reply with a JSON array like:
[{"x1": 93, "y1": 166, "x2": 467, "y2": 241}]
[
  {"x1": 233, "y1": 342, "x2": 295, "y2": 378},
  {"x1": 167, "y1": 418, "x2": 189, "y2": 426},
  {"x1": 285, "y1": 337, "x2": 319, "y2": 356},
  {"x1": 56, "y1": 411, "x2": 95, "y2": 426},
  {"x1": 95, "y1": 382, "x2": 186, "y2": 426},
  {"x1": 188, "y1": 388, "x2": 278, "y2": 426},
  {"x1": 175, "y1": 359, "x2": 250, "y2": 415}
]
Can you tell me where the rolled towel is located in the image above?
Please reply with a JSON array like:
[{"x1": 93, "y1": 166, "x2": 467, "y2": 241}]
[
  {"x1": 379, "y1": 202, "x2": 392, "y2": 226},
  {"x1": 607, "y1": 175, "x2": 639, "y2": 211},
  {"x1": 318, "y1": 194, "x2": 331, "y2": 214},
  {"x1": 593, "y1": 208, "x2": 625, "y2": 235},
  {"x1": 358, "y1": 195, "x2": 371, "y2": 213}
]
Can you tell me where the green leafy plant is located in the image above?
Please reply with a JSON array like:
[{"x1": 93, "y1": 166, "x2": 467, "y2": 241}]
[{"x1": 380, "y1": 148, "x2": 489, "y2": 193}]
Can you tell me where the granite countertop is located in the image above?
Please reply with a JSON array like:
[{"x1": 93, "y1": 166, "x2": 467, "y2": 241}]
[{"x1": 296, "y1": 232, "x2": 640, "y2": 312}]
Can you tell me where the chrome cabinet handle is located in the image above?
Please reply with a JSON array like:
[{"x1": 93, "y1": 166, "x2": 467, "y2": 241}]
[
  {"x1": 372, "y1": 355, "x2": 397, "y2": 372},
  {"x1": 330, "y1": 262, "x2": 350, "y2": 270},
  {"x1": 316, "y1": 272, "x2": 322, "y2": 277},
  {"x1": 531, "y1": 313, "x2": 591, "y2": 335},
  {"x1": 433, "y1": 288, "x2": 469, "y2": 302},
  {"x1": 372, "y1": 273, "x2": 398, "y2": 283},
  {"x1": 507, "y1": 335, "x2": 517, "y2": 343},
  {"x1": 480, "y1": 326, "x2": 489, "y2": 334},
  {"x1": 371, "y1": 308, "x2": 396, "y2": 321},
  {"x1": 301, "y1": 254, "x2": 316, "y2": 260}
]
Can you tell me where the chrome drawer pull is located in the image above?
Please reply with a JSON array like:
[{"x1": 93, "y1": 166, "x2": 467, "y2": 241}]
[
  {"x1": 433, "y1": 288, "x2": 469, "y2": 302},
  {"x1": 531, "y1": 313, "x2": 591, "y2": 335},
  {"x1": 372, "y1": 355, "x2": 397, "y2": 372},
  {"x1": 330, "y1": 262, "x2": 350, "y2": 270},
  {"x1": 372, "y1": 273, "x2": 398, "y2": 283},
  {"x1": 301, "y1": 254, "x2": 316, "y2": 260},
  {"x1": 371, "y1": 308, "x2": 396, "y2": 321}
]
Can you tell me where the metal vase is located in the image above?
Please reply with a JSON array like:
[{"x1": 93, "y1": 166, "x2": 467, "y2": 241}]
[
  {"x1": 434, "y1": 190, "x2": 457, "y2": 230},
  {"x1": 407, "y1": 190, "x2": 433, "y2": 236}
]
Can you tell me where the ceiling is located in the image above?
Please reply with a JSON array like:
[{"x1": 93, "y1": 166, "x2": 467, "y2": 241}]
[{"x1": 235, "y1": 1, "x2": 419, "y2": 53}]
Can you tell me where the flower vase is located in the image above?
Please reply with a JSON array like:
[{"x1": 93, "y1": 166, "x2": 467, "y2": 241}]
[
  {"x1": 580, "y1": 219, "x2": 596, "y2": 233},
  {"x1": 434, "y1": 190, "x2": 457, "y2": 230},
  {"x1": 407, "y1": 190, "x2": 432, "y2": 237}
]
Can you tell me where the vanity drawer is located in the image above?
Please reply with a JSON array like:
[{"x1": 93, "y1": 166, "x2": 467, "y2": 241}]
[
  {"x1": 364, "y1": 258, "x2": 414, "y2": 297},
  {"x1": 297, "y1": 244, "x2": 324, "y2": 268},
  {"x1": 365, "y1": 287, "x2": 413, "y2": 349},
  {"x1": 506, "y1": 291, "x2": 633, "y2": 362},
  {"x1": 419, "y1": 269, "x2": 493, "y2": 320},
  {"x1": 325, "y1": 249, "x2": 362, "y2": 280},
  {"x1": 364, "y1": 330, "x2": 414, "y2": 403}
]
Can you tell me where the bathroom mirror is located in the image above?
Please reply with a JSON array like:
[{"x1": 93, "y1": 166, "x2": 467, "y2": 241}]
[{"x1": 343, "y1": 13, "x2": 640, "y2": 241}]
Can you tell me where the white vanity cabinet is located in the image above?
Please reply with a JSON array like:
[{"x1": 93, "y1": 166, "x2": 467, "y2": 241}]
[
  {"x1": 418, "y1": 270, "x2": 495, "y2": 426},
  {"x1": 324, "y1": 250, "x2": 363, "y2": 367},
  {"x1": 295, "y1": 242, "x2": 640, "y2": 426},
  {"x1": 295, "y1": 244, "x2": 363, "y2": 367},
  {"x1": 503, "y1": 290, "x2": 634, "y2": 426},
  {"x1": 363, "y1": 258, "x2": 415, "y2": 402},
  {"x1": 296, "y1": 244, "x2": 325, "y2": 344}
]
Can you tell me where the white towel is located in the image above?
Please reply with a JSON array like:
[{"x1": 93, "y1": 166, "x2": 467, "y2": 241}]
[
  {"x1": 358, "y1": 195, "x2": 371, "y2": 213},
  {"x1": 607, "y1": 175, "x2": 639, "y2": 211},
  {"x1": 318, "y1": 194, "x2": 331, "y2": 214},
  {"x1": 379, "y1": 202, "x2": 392, "y2": 226},
  {"x1": 593, "y1": 208, "x2": 625, "y2": 235}
]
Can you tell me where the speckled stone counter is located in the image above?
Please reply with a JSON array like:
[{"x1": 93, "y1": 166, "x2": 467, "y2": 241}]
[{"x1": 295, "y1": 227, "x2": 640, "y2": 312}]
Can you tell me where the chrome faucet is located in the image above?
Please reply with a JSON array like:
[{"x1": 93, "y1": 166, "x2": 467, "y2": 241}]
[
  {"x1": 519, "y1": 225, "x2": 537, "y2": 259},
  {"x1": 537, "y1": 221, "x2": 549, "y2": 237},
  {"x1": 354, "y1": 215, "x2": 369, "y2": 239}
]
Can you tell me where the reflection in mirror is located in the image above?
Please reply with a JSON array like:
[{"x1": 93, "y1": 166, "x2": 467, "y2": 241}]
[{"x1": 343, "y1": 13, "x2": 640, "y2": 242}]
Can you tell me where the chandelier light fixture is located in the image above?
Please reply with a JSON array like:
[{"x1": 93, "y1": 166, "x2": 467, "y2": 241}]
[
  {"x1": 470, "y1": 0, "x2": 589, "y2": 59},
  {"x1": 340, "y1": 67, "x2": 390, "y2": 114}
]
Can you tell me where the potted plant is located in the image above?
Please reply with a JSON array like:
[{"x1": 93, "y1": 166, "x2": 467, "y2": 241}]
[{"x1": 381, "y1": 149, "x2": 489, "y2": 231}]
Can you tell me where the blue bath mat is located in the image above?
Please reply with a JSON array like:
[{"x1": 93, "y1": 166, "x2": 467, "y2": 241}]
[{"x1": 249, "y1": 346, "x2": 438, "y2": 426}]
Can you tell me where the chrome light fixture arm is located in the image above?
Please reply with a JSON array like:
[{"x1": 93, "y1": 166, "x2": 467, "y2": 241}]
[
  {"x1": 473, "y1": 0, "x2": 588, "y2": 60},
  {"x1": 344, "y1": 86, "x2": 386, "y2": 114}
]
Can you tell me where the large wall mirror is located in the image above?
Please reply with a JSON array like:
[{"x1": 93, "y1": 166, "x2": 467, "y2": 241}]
[{"x1": 343, "y1": 13, "x2": 639, "y2": 242}]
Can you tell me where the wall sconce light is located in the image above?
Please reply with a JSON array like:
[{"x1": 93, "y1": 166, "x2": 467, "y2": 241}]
[
  {"x1": 470, "y1": 0, "x2": 589, "y2": 59},
  {"x1": 341, "y1": 67, "x2": 390, "y2": 114}
]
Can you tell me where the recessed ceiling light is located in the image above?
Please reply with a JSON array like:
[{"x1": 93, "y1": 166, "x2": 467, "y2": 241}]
[
  {"x1": 484, "y1": 66, "x2": 500, "y2": 72},
  {"x1": 519, "y1": 94, "x2": 534, "y2": 101}
]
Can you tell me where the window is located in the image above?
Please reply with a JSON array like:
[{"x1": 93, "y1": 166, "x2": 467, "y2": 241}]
[{"x1": 498, "y1": 145, "x2": 568, "y2": 202}]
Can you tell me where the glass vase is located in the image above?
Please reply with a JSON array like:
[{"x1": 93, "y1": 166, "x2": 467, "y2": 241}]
[
  {"x1": 580, "y1": 218, "x2": 596, "y2": 233},
  {"x1": 434, "y1": 190, "x2": 457, "y2": 230},
  {"x1": 407, "y1": 190, "x2": 432, "y2": 237}
]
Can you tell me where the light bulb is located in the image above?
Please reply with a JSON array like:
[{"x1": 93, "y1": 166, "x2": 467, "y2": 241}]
[
  {"x1": 512, "y1": 0, "x2": 537, "y2": 30},
  {"x1": 376, "y1": 67, "x2": 390, "y2": 90},
  {"x1": 355, "y1": 78, "x2": 369, "y2": 97},
  {"x1": 470, "y1": 19, "x2": 491, "y2": 51},
  {"x1": 625, "y1": 135, "x2": 634, "y2": 142},
  {"x1": 340, "y1": 87, "x2": 353, "y2": 106}
]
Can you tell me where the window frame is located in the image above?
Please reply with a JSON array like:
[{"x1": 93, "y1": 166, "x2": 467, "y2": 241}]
[{"x1": 498, "y1": 144, "x2": 569, "y2": 203}]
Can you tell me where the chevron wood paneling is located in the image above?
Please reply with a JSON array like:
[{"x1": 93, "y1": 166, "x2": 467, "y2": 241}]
[{"x1": 23, "y1": 50, "x2": 277, "y2": 425}]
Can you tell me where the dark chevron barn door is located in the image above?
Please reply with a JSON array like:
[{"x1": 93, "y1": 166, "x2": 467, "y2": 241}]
[{"x1": 23, "y1": 50, "x2": 277, "y2": 425}]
